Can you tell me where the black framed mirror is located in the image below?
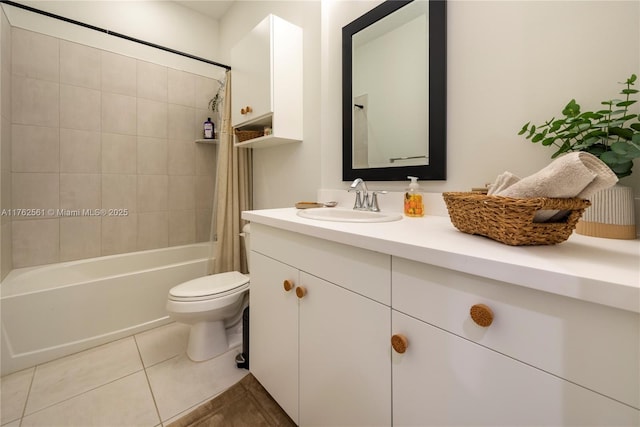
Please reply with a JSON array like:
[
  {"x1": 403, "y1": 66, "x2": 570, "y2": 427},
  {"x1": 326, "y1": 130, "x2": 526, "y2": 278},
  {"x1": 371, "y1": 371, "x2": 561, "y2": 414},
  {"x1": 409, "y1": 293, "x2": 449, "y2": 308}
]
[{"x1": 342, "y1": 0, "x2": 446, "y2": 181}]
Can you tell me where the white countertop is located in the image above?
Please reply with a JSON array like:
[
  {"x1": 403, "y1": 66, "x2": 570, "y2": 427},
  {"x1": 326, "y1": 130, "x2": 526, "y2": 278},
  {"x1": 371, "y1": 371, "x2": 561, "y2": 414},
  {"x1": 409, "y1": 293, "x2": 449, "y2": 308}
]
[{"x1": 242, "y1": 207, "x2": 640, "y2": 313}]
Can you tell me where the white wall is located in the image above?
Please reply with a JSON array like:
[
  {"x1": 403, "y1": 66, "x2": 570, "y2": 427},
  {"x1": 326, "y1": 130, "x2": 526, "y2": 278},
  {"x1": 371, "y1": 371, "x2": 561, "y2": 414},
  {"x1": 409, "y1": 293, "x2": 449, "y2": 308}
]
[
  {"x1": 2, "y1": 0, "x2": 224, "y2": 78},
  {"x1": 322, "y1": 0, "x2": 639, "y2": 200}
]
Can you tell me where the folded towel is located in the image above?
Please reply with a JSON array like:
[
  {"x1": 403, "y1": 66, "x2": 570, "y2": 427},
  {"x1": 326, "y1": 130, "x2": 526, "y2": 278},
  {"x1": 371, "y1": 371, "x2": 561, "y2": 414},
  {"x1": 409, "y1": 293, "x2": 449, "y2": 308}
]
[{"x1": 494, "y1": 152, "x2": 617, "y2": 222}]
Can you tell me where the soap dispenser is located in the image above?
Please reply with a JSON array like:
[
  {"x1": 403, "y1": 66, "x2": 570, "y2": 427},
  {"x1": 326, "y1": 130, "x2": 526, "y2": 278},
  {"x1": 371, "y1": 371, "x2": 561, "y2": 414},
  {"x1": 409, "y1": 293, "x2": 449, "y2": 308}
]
[
  {"x1": 203, "y1": 118, "x2": 215, "y2": 139},
  {"x1": 404, "y1": 176, "x2": 424, "y2": 217}
]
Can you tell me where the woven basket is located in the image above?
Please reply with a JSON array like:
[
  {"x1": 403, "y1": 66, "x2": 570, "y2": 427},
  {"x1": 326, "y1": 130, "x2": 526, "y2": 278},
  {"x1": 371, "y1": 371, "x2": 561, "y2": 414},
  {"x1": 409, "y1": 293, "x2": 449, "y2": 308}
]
[
  {"x1": 442, "y1": 192, "x2": 591, "y2": 246},
  {"x1": 234, "y1": 129, "x2": 264, "y2": 142}
]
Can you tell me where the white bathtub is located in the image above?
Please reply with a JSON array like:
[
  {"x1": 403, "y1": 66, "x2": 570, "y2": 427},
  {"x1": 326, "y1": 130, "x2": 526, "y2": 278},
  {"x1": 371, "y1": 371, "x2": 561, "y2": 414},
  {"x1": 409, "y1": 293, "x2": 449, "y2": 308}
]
[{"x1": 1, "y1": 242, "x2": 214, "y2": 376}]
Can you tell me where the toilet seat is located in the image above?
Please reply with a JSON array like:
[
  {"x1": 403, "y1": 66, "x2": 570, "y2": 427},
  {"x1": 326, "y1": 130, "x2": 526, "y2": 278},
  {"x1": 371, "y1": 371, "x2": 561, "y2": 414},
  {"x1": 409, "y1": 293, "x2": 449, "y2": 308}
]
[{"x1": 169, "y1": 271, "x2": 249, "y2": 302}]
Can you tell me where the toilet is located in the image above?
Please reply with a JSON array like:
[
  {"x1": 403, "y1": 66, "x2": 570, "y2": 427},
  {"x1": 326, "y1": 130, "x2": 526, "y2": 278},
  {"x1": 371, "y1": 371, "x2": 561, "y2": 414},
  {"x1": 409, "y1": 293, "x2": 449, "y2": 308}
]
[{"x1": 166, "y1": 225, "x2": 251, "y2": 362}]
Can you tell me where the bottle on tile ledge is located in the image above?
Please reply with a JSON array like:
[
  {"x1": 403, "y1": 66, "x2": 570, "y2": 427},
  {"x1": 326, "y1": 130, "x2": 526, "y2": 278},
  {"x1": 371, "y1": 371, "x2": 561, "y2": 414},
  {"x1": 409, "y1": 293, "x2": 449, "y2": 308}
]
[
  {"x1": 203, "y1": 117, "x2": 215, "y2": 139},
  {"x1": 404, "y1": 176, "x2": 424, "y2": 217}
]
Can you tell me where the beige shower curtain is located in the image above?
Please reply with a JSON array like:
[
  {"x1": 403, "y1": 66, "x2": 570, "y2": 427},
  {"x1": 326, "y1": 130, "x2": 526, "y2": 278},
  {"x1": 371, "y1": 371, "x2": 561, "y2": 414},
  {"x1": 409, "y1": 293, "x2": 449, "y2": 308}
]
[{"x1": 211, "y1": 71, "x2": 253, "y2": 274}]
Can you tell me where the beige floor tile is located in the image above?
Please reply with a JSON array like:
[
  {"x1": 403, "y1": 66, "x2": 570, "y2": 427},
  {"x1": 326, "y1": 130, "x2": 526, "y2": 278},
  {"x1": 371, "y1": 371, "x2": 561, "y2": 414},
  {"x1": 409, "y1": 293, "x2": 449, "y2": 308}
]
[
  {"x1": 0, "y1": 367, "x2": 34, "y2": 425},
  {"x1": 25, "y1": 337, "x2": 143, "y2": 414},
  {"x1": 146, "y1": 347, "x2": 247, "y2": 422},
  {"x1": 21, "y1": 371, "x2": 159, "y2": 427},
  {"x1": 135, "y1": 322, "x2": 190, "y2": 368}
]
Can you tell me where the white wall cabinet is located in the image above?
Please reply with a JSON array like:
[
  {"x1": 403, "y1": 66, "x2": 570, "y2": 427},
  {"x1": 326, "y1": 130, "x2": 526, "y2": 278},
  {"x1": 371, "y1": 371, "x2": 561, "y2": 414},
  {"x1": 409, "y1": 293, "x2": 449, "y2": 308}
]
[
  {"x1": 231, "y1": 14, "x2": 303, "y2": 148},
  {"x1": 249, "y1": 224, "x2": 391, "y2": 425},
  {"x1": 248, "y1": 222, "x2": 639, "y2": 426}
]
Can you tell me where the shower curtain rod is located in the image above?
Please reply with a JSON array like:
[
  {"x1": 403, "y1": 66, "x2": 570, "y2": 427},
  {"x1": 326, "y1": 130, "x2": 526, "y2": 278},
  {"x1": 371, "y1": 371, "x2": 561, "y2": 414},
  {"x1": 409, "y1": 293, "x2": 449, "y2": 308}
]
[{"x1": 0, "y1": 0, "x2": 232, "y2": 71}]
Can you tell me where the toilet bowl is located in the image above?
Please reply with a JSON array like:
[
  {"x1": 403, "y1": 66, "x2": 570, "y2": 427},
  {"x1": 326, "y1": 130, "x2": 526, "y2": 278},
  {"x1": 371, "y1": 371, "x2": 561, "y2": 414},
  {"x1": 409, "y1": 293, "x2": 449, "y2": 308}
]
[{"x1": 166, "y1": 225, "x2": 251, "y2": 362}]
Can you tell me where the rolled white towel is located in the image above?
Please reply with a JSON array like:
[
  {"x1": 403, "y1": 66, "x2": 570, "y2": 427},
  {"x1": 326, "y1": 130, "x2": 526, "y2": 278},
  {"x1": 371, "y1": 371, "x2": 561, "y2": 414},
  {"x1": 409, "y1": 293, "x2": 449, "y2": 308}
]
[
  {"x1": 495, "y1": 152, "x2": 617, "y2": 222},
  {"x1": 487, "y1": 171, "x2": 520, "y2": 195}
]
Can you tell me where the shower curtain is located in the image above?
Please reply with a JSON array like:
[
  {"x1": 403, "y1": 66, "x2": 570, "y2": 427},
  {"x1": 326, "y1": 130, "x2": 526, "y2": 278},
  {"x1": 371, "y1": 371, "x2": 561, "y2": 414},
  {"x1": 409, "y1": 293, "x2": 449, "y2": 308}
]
[{"x1": 211, "y1": 71, "x2": 253, "y2": 274}]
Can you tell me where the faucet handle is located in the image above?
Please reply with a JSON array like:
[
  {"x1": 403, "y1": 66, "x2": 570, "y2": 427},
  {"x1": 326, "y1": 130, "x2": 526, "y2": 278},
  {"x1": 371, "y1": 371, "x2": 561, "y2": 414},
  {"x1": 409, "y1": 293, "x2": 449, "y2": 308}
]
[
  {"x1": 370, "y1": 191, "x2": 388, "y2": 212},
  {"x1": 348, "y1": 189, "x2": 363, "y2": 209}
]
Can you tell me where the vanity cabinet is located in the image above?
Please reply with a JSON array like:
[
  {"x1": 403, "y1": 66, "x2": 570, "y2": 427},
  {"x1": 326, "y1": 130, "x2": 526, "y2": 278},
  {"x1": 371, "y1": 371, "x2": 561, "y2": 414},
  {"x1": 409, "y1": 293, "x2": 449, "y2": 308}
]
[
  {"x1": 231, "y1": 14, "x2": 302, "y2": 148},
  {"x1": 392, "y1": 257, "x2": 639, "y2": 426},
  {"x1": 249, "y1": 224, "x2": 391, "y2": 425},
  {"x1": 246, "y1": 217, "x2": 639, "y2": 426}
]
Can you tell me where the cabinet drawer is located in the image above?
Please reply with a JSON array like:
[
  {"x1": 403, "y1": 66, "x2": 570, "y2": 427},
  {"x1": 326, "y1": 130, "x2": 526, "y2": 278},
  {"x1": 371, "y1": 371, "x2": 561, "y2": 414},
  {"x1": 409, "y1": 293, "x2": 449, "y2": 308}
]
[
  {"x1": 392, "y1": 257, "x2": 640, "y2": 410},
  {"x1": 251, "y1": 224, "x2": 391, "y2": 305}
]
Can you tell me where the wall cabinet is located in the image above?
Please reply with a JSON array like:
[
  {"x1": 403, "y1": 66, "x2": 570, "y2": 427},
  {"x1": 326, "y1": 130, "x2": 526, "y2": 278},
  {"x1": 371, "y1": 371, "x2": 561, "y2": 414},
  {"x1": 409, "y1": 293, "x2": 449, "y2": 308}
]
[
  {"x1": 231, "y1": 15, "x2": 302, "y2": 148},
  {"x1": 248, "y1": 223, "x2": 639, "y2": 426}
]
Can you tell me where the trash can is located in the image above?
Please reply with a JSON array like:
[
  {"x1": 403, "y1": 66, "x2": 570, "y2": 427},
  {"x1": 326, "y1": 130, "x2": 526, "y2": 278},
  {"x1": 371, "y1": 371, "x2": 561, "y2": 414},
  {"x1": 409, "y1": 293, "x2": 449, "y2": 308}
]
[{"x1": 235, "y1": 306, "x2": 249, "y2": 369}]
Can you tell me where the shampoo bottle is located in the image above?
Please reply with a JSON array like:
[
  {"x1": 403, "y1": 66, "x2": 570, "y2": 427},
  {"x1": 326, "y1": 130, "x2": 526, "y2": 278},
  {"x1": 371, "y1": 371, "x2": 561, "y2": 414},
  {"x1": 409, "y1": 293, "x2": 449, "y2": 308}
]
[
  {"x1": 203, "y1": 118, "x2": 214, "y2": 139},
  {"x1": 404, "y1": 176, "x2": 424, "y2": 217}
]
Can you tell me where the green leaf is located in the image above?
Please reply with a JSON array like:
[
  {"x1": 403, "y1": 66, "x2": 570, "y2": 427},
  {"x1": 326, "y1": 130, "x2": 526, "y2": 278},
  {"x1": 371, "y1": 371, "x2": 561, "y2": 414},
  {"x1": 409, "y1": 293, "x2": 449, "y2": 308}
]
[
  {"x1": 621, "y1": 88, "x2": 639, "y2": 95},
  {"x1": 542, "y1": 137, "x2": 556, "y2": 146},
  {"x1": 616, "y1": 100, "x2": 636, "y2": 107},
  {"x1": 631, "y1": 123, "x2": 640, "y2": 131},
  {"x1": 627, "y1": 74, "x2": 637, "y2": 84},
  {"x1": 518, "y1": 122, "x2": 530, "y2": 135},
  {"x1": 610, "y1": 141, "x2": 640, "y2": 158},
  {"x1": 562, "y1": 99, "x2": 580, "y2": 117}
]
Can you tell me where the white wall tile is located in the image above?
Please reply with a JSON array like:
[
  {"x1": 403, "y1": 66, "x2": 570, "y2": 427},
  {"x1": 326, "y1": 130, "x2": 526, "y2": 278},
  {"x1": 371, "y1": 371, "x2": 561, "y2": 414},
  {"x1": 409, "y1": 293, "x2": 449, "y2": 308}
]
[
  {"x1": 137, "y1": 136, "x2": 167, "y2": 175},
  {"x1": 12, "y1": 76, "x2": 59, "y2": 127},
  {"x1": 60, "y1": 40, "x2": 100, "y2": 90},
  {"x1": 60, "y1": 84, "x2": 101, "y2": 131},
  {"x1": 11, "y1": 28, "x2": 58, "y2": 82},
  {"x1": 60, "y1": 128, "x2": 101, "y2": 173},
  {"x1": 12, "y1": 219, "x2": 59, "y2": 267},
  {"x1": 11, "y1": 125, "x2": 59, "y2": 173},
  {"x1": 137, "y1": 60, "x2": 167, "y2": 102},
  {"x1": 101, "y1": 92, "x2": 136, "y2": 135},
  {"x1": 59, "y1": 216, "x2": 101, "y2": 261},
  {"x1": 102, "y1": 133, "x2": 136, "y2": 173},
  {"x1": 101, "y1": 51, "x2": 136, "y2": 96}
]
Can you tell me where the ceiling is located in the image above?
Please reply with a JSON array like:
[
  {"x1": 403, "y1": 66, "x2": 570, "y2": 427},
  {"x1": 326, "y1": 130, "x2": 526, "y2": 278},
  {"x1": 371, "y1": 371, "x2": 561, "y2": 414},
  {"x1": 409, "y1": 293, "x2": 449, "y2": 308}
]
[{"x1": 174, "y1": 1, "x2": 235, "y2": 20}]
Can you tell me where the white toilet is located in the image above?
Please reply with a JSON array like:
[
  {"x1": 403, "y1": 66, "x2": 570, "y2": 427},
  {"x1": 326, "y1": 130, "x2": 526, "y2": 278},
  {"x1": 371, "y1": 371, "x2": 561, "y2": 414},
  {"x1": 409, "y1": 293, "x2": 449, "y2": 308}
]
[{"x1": 166, "y1": 225, "x2": 251, "y2": 362}]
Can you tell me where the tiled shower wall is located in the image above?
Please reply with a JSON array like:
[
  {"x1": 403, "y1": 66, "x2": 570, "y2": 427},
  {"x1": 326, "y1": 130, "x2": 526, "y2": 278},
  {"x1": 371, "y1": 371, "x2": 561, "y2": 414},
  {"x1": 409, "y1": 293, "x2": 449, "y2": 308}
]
[{"x1": 8, "y1": 27, "x2": 220, "y2": 269}]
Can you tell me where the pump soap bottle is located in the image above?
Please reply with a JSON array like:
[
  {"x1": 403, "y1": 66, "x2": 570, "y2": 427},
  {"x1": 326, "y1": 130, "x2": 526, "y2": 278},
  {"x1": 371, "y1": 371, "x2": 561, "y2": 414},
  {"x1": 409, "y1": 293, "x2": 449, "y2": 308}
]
[
  {"x1": 404, "y1": 176, "x2": 424, "y2": 217},
  {"x1": 203, "y1": 118, "x2": 214, "y2": 139}
]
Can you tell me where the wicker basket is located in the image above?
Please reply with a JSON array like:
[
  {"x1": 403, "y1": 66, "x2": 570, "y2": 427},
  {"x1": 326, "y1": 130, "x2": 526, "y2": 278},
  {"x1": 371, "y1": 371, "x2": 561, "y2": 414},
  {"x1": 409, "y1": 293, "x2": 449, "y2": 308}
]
[
  {"x1": 234, "y1": 129, "x2": 264, "y2": 142},
  {"x1": 442, "y1": 192, "x2": 591, "y2": 246}
]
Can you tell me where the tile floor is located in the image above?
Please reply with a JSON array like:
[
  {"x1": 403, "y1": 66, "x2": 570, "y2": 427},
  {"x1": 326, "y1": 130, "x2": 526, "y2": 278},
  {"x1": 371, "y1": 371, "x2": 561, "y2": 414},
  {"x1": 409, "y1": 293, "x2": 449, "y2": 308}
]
[{"x1": 0, "y1": 322, "x2": 249, "y2": 426}]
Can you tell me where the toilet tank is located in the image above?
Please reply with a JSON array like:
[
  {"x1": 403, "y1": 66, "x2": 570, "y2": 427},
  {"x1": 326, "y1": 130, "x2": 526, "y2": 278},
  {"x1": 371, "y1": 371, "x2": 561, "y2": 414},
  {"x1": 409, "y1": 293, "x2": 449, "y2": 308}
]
[{"x1": 241, "y1": 223, "x2": 251, "y2": 272}]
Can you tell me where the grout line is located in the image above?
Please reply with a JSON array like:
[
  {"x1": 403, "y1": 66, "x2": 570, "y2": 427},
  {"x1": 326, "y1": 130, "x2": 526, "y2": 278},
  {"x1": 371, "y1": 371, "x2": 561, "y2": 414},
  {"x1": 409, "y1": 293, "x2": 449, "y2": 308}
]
[
  {"x1": 132, "y1": 333, "x2": 163, "y2": 425},
  {"x1": 17, "y1": 366, "x2": 37, "y2": 426}
]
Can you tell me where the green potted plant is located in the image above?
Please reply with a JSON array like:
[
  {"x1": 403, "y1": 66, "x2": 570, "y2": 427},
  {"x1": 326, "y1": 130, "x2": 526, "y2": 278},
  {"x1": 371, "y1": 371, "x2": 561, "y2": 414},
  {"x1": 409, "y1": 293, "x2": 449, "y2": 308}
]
[
  {"x1": 518, "y1": 74, "x2": 640, "y2": 239},
  {"x1": 518, "y1": 74, "x2": 640, "y2": 179}
]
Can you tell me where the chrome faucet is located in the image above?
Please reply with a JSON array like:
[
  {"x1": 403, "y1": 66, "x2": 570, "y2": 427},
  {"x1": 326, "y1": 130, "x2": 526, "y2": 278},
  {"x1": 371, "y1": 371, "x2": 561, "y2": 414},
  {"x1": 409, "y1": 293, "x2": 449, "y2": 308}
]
[{"x1": 348, "y1": 178, "x2": 386, "y2": 212}]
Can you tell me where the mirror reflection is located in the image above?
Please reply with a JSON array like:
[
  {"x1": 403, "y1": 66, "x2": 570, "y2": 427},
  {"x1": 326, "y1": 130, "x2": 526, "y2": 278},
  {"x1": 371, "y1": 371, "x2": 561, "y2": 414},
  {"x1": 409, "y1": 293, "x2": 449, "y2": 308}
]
[
  {"x1": 342, "y1": 0, "x2": 446, "y2": 181},
  {"x1": 352, "y1": 1, "x2": 428, "y2": 169}
]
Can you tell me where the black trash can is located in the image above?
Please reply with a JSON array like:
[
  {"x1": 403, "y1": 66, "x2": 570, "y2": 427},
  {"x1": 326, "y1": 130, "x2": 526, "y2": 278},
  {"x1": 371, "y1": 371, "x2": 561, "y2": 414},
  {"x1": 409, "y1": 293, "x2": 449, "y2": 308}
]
[{"x1": 235, "y1": 306, "x2": 249, "y2": 369}]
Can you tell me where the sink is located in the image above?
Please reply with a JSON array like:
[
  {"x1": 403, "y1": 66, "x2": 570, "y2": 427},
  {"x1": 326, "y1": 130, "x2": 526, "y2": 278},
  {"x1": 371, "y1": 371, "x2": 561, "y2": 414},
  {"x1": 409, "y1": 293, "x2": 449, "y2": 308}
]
[{"x1": 297, "y1": 208, "x2": 403, "y2": 223}]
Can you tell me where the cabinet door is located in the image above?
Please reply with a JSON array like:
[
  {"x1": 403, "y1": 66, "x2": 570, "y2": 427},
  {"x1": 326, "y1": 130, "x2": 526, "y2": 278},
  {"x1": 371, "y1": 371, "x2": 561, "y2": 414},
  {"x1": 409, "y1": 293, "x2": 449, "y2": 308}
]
[
  {"x1": 249, "y1": 252, "x2": 299, "y2": 423},
  {"x1": 392, "y1": 311, "x2": 639, "y2": 426},
  {"x1": 299, "y1": 272, "x2": 391, "y2": 426},
  {"x1": 231, "y1": 16, "x2": 271, "y2": 126}
]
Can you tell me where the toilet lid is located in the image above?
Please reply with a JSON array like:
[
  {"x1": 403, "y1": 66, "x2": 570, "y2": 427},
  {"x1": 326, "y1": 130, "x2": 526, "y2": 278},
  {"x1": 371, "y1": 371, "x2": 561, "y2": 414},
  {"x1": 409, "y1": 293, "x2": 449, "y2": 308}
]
[{"x1": 169, "y1": 271, "x2": 249, "y2": 301}]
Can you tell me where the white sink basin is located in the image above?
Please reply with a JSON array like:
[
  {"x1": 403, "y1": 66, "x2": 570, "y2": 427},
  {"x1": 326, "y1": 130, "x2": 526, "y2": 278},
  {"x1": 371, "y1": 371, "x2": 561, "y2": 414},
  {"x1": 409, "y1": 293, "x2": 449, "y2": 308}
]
[{"x1": 297, "y1": 208, "x2": 403, "y2": 223}]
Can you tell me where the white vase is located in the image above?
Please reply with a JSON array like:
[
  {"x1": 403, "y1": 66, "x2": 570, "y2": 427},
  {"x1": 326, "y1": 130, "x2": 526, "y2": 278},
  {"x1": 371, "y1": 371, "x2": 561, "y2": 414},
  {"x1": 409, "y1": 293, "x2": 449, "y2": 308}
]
[{"x1": 575, "y1": 184, "x2": 637, "y2": 239}]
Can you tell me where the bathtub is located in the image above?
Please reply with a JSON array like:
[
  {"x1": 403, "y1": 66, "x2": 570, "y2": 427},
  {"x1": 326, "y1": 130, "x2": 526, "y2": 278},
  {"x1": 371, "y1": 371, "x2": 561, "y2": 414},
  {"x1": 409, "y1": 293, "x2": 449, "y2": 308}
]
[{"x1": 1, "y1": 242, "x2": 214, "y2": 376}]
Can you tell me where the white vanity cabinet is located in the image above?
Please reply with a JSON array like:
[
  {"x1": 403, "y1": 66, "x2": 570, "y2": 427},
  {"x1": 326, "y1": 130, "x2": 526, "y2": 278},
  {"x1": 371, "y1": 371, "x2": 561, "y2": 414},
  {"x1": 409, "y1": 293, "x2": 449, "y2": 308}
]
[
  {"x1": 391, "y1": 257, "x2": 640, "y2": 426},
  {"x1": 231, "y1": 14, "x2": 302, "y2": 148},
  {"x1": 249, "y1": 224, "x2": 391, "y2": 425}
]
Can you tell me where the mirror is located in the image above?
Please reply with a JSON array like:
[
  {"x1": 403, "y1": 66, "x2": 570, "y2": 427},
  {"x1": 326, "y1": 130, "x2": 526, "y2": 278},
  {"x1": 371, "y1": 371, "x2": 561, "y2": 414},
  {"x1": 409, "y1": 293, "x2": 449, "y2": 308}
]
[{"x1": 342, "y1": 0, "x2": 446, "y2": 181}]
